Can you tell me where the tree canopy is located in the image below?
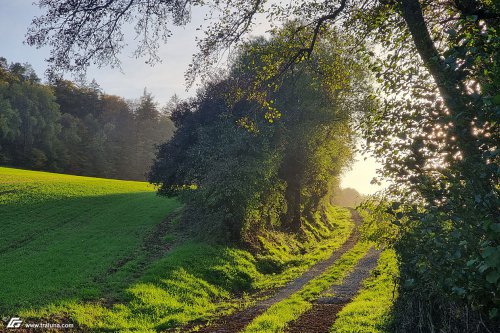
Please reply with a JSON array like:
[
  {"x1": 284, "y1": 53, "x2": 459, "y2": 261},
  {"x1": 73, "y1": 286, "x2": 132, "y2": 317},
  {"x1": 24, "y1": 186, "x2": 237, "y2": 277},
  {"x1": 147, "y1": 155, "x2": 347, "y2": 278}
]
[
  {"x1": 0, "y1": 59, "x2": 175, "y2": 180},
  {"x1": 26, "y1": 0, "x2": 500, "y2": 329},
  {"x1": 149, "y1": 29, "x2": 371, "y2": 243}
]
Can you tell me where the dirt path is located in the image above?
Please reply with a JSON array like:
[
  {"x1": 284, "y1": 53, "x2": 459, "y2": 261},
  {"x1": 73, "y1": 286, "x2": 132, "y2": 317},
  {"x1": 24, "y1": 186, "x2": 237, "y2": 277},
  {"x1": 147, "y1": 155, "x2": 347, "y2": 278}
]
[
  {"x1": 286, "y1": 247, "x2": 381, "y2": 333},
  {"x1": 186, "y1": 208, "x2": 363, "y2": 333}
]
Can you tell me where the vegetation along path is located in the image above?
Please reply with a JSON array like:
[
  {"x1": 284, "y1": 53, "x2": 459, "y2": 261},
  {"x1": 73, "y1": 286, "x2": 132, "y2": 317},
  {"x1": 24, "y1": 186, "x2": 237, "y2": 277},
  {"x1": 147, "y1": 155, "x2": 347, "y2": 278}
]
[
  {"x1": 286, "y1": 247, "x2": 381, "y2": 333},
  {"x1": 190, "y1": 209, "x2": 364, "y2": 333}
]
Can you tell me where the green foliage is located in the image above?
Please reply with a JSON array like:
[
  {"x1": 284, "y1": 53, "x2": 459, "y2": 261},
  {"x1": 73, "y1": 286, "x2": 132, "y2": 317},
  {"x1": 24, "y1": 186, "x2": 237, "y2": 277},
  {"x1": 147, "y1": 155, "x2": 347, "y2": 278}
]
[
  {"x1": 149, "y1": 28, "x2": 369, "y2": 243},
  {"x1": 355, "y1": 1, "x2": 500, "y2": 327},
  {"x1": 330, "y1": 250, "x2": 399, "y2": 333},
  {"x1": 358, "y1": 199, "x2": 401, "y2": 247},
  {"x1": 0, "y1": 66, "x2": 61, "y2": 169},
  {"x1": 0, "y1": 60, "x2": 175, "y2": 180}
]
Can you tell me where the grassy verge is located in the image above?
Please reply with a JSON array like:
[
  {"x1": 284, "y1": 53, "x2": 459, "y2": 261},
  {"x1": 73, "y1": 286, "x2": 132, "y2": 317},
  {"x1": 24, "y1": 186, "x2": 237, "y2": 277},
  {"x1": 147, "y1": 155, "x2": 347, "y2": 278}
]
[
  {"x1": 2, "y1": 167, "x2": 356, "y2": 331},
  {"x1": 23, "y1": 207, "x2": 354, "y2": 331},
  {"x1": 253, "y1": 204, "x2": 355, "y2": 290},
  {"x1": 330, "y1": 249, "x2": 399, "y2": 333},
  {"x1": 243, "y1": 241, "x2": 373, "y2": 333}
]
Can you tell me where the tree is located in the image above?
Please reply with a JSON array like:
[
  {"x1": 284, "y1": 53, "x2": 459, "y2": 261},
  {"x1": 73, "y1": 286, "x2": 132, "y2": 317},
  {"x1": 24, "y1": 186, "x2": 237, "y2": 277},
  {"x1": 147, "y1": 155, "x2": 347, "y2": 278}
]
[
  {"x1": 1, "y1": 65, "x2": 61, "y2": 169},
  {"x1": 331, "y1": 187, "x2": 365, "y2": 208},
  {"x1": 99, "y1": 94, "x2": 136, "y2": 178},
  {"x1": 0, "y1": 89, "x2": 21, "y2": 164},
  {"x1": 27, "y1": 0, "x2": 499, "y2": 327},
  {"x1": 131, "y1": 90, "x2": 174, "y2": 179},
  {"x1": 149, "y1": 29, "x2": 368, "y2": 243},
  {"x1": 355, "y1": 2, "x2": 499, "y2": 328}
]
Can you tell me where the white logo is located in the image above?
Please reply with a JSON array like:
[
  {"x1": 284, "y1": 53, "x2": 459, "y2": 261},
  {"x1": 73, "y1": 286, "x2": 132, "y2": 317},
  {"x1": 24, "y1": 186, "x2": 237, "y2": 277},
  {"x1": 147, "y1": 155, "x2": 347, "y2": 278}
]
[{"x1": 6, "y1": 317, "x2": 23, "y2": 328}]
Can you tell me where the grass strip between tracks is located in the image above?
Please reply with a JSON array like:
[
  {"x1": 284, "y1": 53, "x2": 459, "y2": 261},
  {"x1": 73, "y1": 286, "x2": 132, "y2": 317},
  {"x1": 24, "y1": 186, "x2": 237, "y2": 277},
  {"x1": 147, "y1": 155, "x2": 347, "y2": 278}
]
[{"x1": 243, "y1": 241, "x2": 372, "y2": 333}]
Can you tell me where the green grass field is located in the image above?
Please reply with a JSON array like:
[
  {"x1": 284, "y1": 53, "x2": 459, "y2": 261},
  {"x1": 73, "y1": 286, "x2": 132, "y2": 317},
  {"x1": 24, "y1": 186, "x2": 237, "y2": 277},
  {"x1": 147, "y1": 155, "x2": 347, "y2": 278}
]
[
  {"x1": 330, "y1": 249, "x2": 399, "y2": 333},
  {"x1": 1, "y1": 167, "x2": 364, "y2": 332},
  {"x1": 0, "y1": 167, "x2": 179, "y2": 314},
  {"x1": 18, "y1": 204, "x2": 354, "y2": 332}
]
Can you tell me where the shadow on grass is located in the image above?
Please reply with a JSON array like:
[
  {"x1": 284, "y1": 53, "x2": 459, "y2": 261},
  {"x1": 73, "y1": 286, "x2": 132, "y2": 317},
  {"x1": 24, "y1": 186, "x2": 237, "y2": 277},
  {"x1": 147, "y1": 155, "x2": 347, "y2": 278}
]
[
  {"x1": 0, "y1": 190, "x2": 262, "y2": 332},
  {"x1": 0, "y1": 192, "x2": 178, "y2": 315}
]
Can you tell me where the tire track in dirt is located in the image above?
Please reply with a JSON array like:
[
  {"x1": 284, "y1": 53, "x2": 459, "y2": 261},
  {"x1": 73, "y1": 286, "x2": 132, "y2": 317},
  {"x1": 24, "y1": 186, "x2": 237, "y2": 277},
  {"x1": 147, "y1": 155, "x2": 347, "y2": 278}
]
[
  {"x1": 185, "y1": 208, "x2": 363, "y2": 333},
  {"x1": 107, "y1": 209, "x2": 181, "y2": 275},
  {"x1": 285, "y1": 247, "x2": 381, "y2": 333}
]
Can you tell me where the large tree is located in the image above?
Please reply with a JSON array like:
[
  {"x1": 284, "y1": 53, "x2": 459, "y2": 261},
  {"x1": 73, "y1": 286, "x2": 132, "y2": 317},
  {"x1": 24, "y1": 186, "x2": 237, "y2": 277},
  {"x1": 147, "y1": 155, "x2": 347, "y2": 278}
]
[
  {"x1": 149, "y1": 30, "x2": 366, "y2": 243},
  {"x1": 27, "y1": 0, "x2": 499, "y2": 329}
]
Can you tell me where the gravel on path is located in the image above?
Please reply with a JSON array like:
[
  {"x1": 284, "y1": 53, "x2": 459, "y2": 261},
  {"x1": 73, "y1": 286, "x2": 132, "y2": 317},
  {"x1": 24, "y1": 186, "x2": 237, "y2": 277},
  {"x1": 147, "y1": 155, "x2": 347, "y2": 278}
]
[
  {"x1": 286, "y1": 247, "x2": 381, "y2": 333},
  {"x1": 185, "y1": 209, "x2": 363, "y2": 333}
]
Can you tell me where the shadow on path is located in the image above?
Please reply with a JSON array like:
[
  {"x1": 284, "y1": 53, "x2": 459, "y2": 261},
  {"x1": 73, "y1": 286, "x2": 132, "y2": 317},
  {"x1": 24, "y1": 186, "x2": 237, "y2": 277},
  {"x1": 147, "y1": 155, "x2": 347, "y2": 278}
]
[
  {"x1": 286, "y1": 247, "x2": 381, "y2": 333},
  {"x1": 186, "y1": 208, "x2": 363, "y2": 333}
]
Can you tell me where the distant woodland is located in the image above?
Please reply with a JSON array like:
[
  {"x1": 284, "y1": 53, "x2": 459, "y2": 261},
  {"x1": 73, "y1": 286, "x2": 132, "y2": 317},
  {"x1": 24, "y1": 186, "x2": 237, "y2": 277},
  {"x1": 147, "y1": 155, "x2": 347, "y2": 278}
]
[
  {"x1": 331, "y1": 188, "x2": 366, "y2": 207},
  {"x1": 0, "y1": 58, "x2": 175, "y2": 180}
]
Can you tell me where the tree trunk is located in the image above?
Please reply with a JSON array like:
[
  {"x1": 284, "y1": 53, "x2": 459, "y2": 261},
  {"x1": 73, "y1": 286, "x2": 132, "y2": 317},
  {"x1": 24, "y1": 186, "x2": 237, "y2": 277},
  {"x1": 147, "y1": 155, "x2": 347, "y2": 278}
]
[{"x1": 399, "y1": 0, "x2": 498, "y2": 221}]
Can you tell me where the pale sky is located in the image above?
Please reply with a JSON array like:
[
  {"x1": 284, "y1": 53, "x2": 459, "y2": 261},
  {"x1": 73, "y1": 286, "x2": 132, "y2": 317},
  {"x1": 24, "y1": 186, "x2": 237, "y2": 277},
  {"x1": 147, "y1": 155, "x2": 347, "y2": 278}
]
[
  {"x1": 341, "y1": 149, "x2": 387, "y2": 195},
  {"x1": 0, "y1": 0, "x2": 386, "y2": 195}
]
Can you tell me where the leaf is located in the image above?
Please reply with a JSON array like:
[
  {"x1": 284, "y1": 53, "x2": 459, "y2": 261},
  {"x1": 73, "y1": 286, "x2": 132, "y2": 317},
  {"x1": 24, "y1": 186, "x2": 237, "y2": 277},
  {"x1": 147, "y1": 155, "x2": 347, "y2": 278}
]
[
  {"x1": 391, "y1": 219, "x2": 402, "y2": 227},
  {"x1": 479, "y1": 264, "x2": 489, "y2": 273},
  {"x1": 452, "y1": 286, "x2": 465, "y2": 296},
  {"x1": 447, "y1": 29, "x2": 457, "y2": 36},
  {"x1": 404, "y1": 278, "x2": 415, "y2": 287},
  {"x1": 493, "y1": 94, "x2": 500, "y2": 106},
  {"x1": 486, "y1": 271, "x2": 500, "y2": 284},
  {"x1": 466, "y1": 259, "x2": 476, "y2": 267},
  {"x1": 490, "y1": 223, "x2": 500, "y2": 233},
  {"x1": 475, "y1": 194, "x2": 482, "y2": 203},
  {"x1": 391, "y1": 202, "x2": 401, "y2": 210},
  {"x1": 466, "y1": 15, "x2": 478, "y2": 22},
  {"x1": 481, "y1": 246, "x2": 495, "y2": 258}
]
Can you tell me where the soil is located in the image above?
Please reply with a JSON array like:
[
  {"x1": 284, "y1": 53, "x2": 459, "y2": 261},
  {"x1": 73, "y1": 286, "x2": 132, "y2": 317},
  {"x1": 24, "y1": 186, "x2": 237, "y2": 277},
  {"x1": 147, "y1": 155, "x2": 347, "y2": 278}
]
[
  {"x1": 184, "y1": 208, "x2": 364, "y2": 333},
  {"x1": 286, "y1": 247, "x2": 381, "y2": 333}
]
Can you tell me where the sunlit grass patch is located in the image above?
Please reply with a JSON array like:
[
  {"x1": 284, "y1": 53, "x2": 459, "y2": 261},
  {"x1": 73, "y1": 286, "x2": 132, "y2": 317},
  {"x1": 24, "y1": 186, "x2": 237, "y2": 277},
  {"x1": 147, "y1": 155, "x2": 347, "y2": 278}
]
[
  {"x1": 243, "y1": 241, "x2": 372, "y2": 333},
  {"x1": 253, "y1": 204, "x2": 354, "y2": 290},
  {"x1": 330, "y1": 249, "x2": 399, "y2": 333},
  {"x1": 0, "y1": 167, "x2": 179, "y2": 313}
]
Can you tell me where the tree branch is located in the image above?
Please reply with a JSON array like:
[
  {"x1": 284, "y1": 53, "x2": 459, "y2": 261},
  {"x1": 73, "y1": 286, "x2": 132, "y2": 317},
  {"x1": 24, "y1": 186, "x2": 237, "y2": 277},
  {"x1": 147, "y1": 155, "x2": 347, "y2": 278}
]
[{"x1": 300, "y1": 0, "x2": 348, "y2": 58}]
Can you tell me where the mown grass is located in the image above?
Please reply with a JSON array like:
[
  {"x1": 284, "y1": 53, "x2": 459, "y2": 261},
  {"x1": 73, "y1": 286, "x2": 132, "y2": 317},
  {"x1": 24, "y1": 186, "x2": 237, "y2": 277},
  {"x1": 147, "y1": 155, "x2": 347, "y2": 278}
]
[
  {"x1": 1, "y1": 167, "x2": 357, "y2": 332},
  {"x1": 243, "y1": 241, "x2": 373, "y2": 333},
  {"x1": 330, "y1": 249, "x2": 399, "y2": 333},
  {"x1": 0, "y1": 167, "x2": 179, "y2": 313},
  {"x1": 253, "y1": 204, "x2": 355, "y2": 290}
]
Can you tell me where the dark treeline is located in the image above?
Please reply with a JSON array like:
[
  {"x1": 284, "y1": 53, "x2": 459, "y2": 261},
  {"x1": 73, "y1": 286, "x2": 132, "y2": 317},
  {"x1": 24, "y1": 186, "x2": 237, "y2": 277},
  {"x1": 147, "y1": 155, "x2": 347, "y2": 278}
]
[
  {"x1": 149, "y1": 29, "x2": 371, "y2": 244},
  {"x1": 0, "y1": 58, "x2": 174, "y2": 180}
]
